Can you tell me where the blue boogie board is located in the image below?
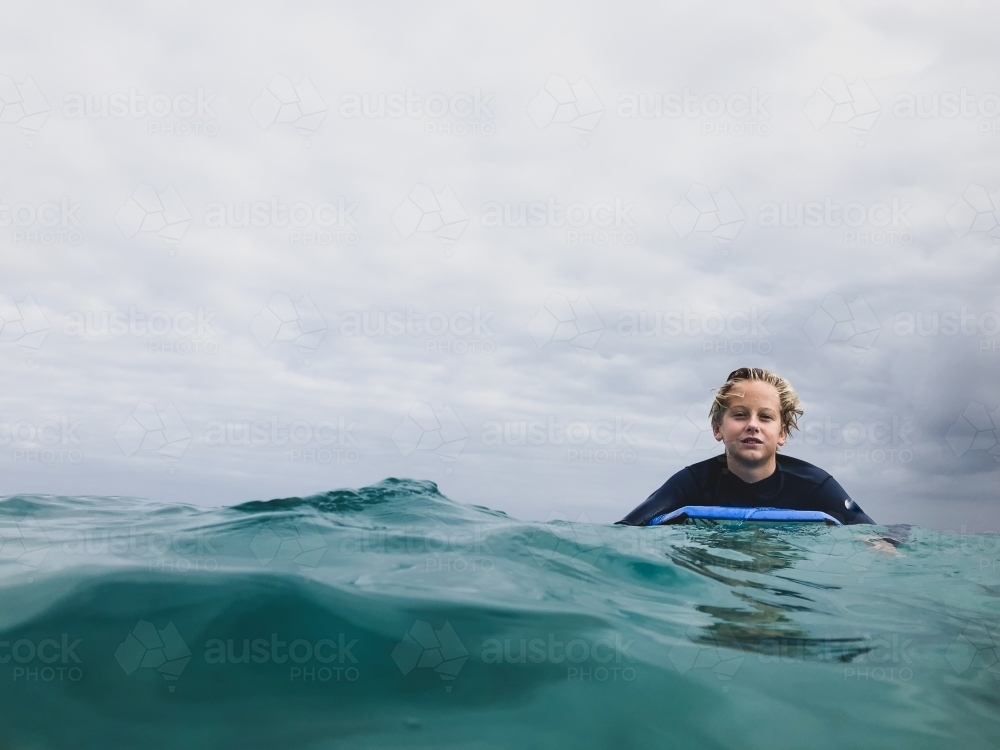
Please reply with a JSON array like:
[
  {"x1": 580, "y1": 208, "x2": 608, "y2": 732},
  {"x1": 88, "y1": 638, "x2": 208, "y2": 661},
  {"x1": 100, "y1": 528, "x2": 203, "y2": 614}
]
[{"x1": 648, "y1": 506, "x2": 842, "y2": 527}]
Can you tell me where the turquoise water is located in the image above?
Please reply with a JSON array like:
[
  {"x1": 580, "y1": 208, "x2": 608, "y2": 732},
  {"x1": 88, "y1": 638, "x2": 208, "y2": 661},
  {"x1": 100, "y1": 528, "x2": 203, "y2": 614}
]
[{"x1": 0, "y1": 478, "x2": 998, "y2": 749}]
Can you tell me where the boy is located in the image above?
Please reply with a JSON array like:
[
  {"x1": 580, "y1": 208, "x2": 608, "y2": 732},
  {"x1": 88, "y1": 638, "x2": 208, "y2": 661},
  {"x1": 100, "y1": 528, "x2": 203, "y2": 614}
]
[{"x1": 618, "y1": 367, "x2": 875, "y2": 526}]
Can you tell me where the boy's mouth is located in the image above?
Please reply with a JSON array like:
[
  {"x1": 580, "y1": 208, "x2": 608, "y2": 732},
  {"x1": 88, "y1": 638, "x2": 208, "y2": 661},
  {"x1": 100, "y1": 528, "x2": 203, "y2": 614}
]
[{"x1": 740, "y1": 437, "x2": 764, "y2": 445}]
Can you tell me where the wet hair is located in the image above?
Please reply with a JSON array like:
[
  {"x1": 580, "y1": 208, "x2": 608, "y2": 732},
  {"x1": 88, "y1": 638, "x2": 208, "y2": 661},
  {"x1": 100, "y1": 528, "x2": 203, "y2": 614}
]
[{"x1": 709, "y1": 367, "x2": 803, "y2": 436}]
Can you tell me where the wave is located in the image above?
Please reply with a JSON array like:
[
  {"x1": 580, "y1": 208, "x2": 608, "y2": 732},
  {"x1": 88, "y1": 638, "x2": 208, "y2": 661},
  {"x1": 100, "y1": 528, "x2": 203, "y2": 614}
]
[{"x1": 0, "y1": 479, "x2": 997, "y2": 749}]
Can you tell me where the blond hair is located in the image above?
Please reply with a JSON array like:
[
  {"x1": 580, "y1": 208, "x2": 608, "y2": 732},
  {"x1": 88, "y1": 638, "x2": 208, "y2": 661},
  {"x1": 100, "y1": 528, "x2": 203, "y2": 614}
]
[{"x1": 709, "y1": 367, "x2": 803, "y2": 436}]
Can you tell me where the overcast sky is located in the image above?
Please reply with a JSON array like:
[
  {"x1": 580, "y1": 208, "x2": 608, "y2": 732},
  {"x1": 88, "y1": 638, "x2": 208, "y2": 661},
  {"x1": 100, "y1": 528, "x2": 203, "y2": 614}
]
[{"x1": 1, "y1": 0, "x2": 999, "y2": 530}]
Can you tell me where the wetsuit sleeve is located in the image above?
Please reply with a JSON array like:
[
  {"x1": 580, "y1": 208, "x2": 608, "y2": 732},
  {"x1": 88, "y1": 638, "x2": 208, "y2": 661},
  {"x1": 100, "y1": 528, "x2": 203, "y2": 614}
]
[
  {"x1": 811, "y1": 476, "x2": 875, "y2": 525},
  {"x1": 616, "y1": 468, "x2": 699, "y2": 525}
]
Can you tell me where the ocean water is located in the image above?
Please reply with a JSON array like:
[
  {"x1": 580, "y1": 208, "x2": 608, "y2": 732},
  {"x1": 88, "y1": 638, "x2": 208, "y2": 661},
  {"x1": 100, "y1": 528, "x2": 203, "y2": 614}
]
[{"x1": 0, "y1": 478, "x2": 998, "y2": 749}]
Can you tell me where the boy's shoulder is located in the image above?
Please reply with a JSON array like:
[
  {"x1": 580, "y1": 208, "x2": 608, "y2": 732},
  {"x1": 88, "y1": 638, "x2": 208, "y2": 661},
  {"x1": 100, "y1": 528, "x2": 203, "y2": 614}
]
[{"x1": 775, "y1": 453, "x2": 833, "y2": 486}]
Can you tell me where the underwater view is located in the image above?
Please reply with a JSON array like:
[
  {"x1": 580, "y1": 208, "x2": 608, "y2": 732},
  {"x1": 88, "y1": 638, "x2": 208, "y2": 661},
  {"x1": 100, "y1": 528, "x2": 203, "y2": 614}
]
[{"x1": 0, "y1": 479, "x2": 998, "y2": 748}]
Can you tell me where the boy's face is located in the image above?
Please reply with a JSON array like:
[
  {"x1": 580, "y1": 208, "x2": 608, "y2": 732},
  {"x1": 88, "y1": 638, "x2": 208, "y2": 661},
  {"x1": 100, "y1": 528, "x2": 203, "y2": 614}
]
[{"x1": 712, "y1": 380, "x2": 786, "y2": 465}]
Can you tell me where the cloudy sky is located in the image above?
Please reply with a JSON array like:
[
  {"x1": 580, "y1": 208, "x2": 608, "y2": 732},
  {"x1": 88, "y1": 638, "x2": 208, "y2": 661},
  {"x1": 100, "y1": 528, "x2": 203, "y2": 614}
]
[{"x1": 1, "y1": 0, "x2": 998, "y2": 530}]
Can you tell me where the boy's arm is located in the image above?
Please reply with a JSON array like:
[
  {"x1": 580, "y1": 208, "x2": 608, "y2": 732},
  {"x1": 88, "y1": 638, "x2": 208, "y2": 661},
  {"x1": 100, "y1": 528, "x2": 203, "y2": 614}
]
[
  {"x1": 616, "y1": 468, "x2": 699, "y2": 526},
  {"x1": 812, "y1": 476, "x2": 875, "y2": 525}
]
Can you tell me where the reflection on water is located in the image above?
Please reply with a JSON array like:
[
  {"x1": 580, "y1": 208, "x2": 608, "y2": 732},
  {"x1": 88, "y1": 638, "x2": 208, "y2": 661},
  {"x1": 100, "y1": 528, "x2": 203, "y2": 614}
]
[{"x1": 666, "y1": 525, "x2": 874, "y2": 662}]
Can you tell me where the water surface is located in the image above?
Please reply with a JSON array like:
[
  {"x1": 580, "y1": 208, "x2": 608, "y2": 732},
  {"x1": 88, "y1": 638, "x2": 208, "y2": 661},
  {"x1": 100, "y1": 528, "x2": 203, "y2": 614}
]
[{"x1": 0, "y1": 478, "x2": 997, "y2": 749}]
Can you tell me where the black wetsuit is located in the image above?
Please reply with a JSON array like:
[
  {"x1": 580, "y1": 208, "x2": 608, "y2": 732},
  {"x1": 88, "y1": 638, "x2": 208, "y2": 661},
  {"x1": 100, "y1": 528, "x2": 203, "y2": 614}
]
[{"x1": 618, "y1": 453, "x2": 875, "y2": 526}]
